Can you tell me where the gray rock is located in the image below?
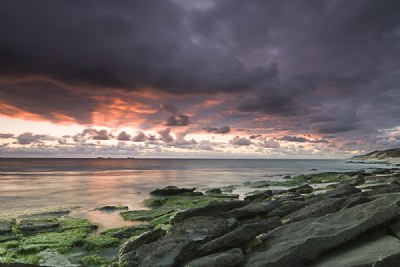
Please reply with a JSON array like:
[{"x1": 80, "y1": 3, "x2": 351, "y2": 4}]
[
  {"x1": 387, "y1": 219, "x2": 400, "y2": 239},
  {"x1": 323, "y1": 184, "x2": 361, "y2": 198},
  {"x1": 95, "y1": 205, "x2": 129, "y2": 212},
  {"x1": 170, "y1": 200, "x2": 249, "y2": 224},
  {"x1": 245, "y1": 195, "x2": 399, "y2": 267},
  {"x1": 223, "y1": 201, "x2": 281, "y2": 220},
  {"x1": 244, "y1": 190, "x2": 272, "y2": 201},
  {"x1": 368, "y1": 181, "x2": 400, "y2": 195},
  {"x1": 283, "y1": 197, "x2": 347, "y2": 223},
  {"x1": 119, "y1": 228, "x2": 167, "y2": 266},
  {"x1": 349, "y1": 174, "x2": 365, "y2": 186},
  {"x1": 206, "y1": 188, "x2": 222, "y2": 194},
  {"x1": 288, "y1": 184, "x2": 313, "y2": 194},
  {"x1": 150, "y1": 185, "x2": 196, "y2": 196},
  {"x1": 18, "y1": 218, "x2": 60, "y2": 234},
  {"x1": 184, "y1": 248, "x2": 244, "y2": 267},
  {"x1": 309, "y1": 232, "x2": 400, "y2": 267},
  {"x1": 267, "y1": 201, "x2": 306, "y2": 218},
  {"x1": 199, "y1": 217, "x2": 281, "y2": 255},
  {"x1": 0, "y1": 219, "x2": 13, "y2": 235},
  {"x1": 250, "y1": 181, "x2": 270, "y2": 188},
  {"x1": 120, "y1": 216, "x2": 232, "y2": 267},
  {"x1": 342, "y1": 196, "x2": 371, "y2": 209}
]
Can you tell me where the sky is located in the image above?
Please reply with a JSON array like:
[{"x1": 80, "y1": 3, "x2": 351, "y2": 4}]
[{"x1": 0, "y1": 0, "x2": 400, "y2": 158}]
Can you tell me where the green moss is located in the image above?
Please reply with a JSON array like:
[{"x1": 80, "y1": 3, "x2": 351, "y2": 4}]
[
  {"x1": 148, "y1": 211, "x2": 176, "y2": 226},
  {"x1": 19, "y1": 229, "x2": 88, "y2": 254},
  {"x1": 59, "y1": 217, "x2": 98, "y2": 232},
  {"x1": 83, "y1": 234, "x2": 120, "y2": 252},
  {"x1": 99, "y1": 225, "x2": 150, "y2": 239},
  {"x1": 81, "y1": 254, "x2": 118, "y2": 267},
  {"x1": 120, "y1": 208, "x2": 174, "y2": 221},
  {"x1": 0, "y1": 252, "x2": 42, "y2": 265},
  {"x1": 143, "y1": 195, "x2": 232, "y2": 210}
]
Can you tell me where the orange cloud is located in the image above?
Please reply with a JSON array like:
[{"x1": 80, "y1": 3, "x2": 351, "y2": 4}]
[{"x1": 0, "y1": 102, "x2": 44, "y2": 121}]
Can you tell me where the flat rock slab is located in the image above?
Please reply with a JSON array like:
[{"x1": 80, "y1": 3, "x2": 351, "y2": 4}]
[
  {"x1": 283, "y1": 197, "x2": 347, "y2": 223},
  {"x1": 199, "y1": 217, "x2": 281, "y2": 255},
  {"x1": 0, "y1": 219, "x2": 13, "y2": 235},
  {"x1": 18, "y1": 219, "x2": 60, "y2": 234},
  {"x1": 150, "y1": 186, "x2": 196, "y2": 196},
  {"x1": 245, "y1": 195, "x2": 399, "y2": 267},
  {"x1": 120, "y1": 216, "x2": 233, "y2": 267},
  {"x1": 323, "y1": 184, "x2": 361, "y2": 198},
  {"x1": 170, "y1": 200, "x2": 249, "y2": 224},
  {"x1": 267, "y1": 201, "x2": 306, "y2": 218},
  {"x1": 309, "y1": 232, "x2": 400, "y2": 267},
  {"x1": 223, "y1": 201, "x2": 281, "y2": 220},
  {"x1": 184, "y1": 248, "x2": 244, "y2": 267}
]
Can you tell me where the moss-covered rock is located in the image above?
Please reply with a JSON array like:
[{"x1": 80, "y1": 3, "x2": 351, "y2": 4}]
[
  {"x1": 81, "y1": 254, "x2": 118, "y2": 267},
  {"x1": 83, "y1": 234, "x2": 120, "y2": 252},
  {"x1": 99, "y1": 225, "x2": 150, "y2": 239},
  {"x1": 120, "y1": 208, "x2": 174, "y2": 221}
]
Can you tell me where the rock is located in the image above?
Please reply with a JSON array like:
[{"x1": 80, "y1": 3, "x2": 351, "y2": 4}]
[
  {"x1": 199, "y1": 217, "x2": 282, "y2": 255},
  {"x1": 223, "y1": 201, "x2": 281, "y2": 220},
  {"x1": 250, "y1": 181, "x2": 270, "y2": 188},
  {"x1": 207, "y1": 193, "x2": 240, "y2": 199},
  {"x1": 100, "y1": 225, "x2": 151, "y2": 239},
  {"x1": 0, "y1": 219, "x2": 13, "y2": 235},
  {"x1": 309, "y1": 232, "x2": 400, "y2": 267},
  {"x1": 184, "y1": 248, "x2": 244, "y2": 267},
  {"x1": 368, "y1": 181, "x2": 400, "y2": 195},
  {"x1": 283, "y1": 175, "x2": 291, "y2": 179},
  {"x1": 283, "y1": 197, "x2": 348, "y2": 223},
  {"x1": 95, "y1": 205, "x2": 129, "y2": 212},
  {"x1": 206, "y1": 188, "x2": 222, "y2": 194},
  {"x1": 288, "y1": 184, "x2": 313, "y2": 194},
  {"x1": 245, "y1": 195, "x2": 400, "y2": 267},
  {"x1": 349, "y1": 174, "x2": 365, "y2": 186},
  {"x1": 119, "y1": 228, "x2": 166, "y2": 265},
  {"x1": 273, "y1": 192, "x2": 305, "y2": 202},
  {"x1": 18, "y1": 218, "x2": 60, "y2": 234},
  {"x1": 267, "y1": 201, "x2": 306, "y2": 218},
  {"x1": 244, "y1": 190, "x2": 272, "y2": 201},
  {"x1": 323, "y1": 184, "x2": 361, "y2": 198},
  {"x1": 170, "y1": 200, "x2": 249, "y2": 224},
  {"x1": 342, "y1": 196, "x2": 371, "y2": 209},
  {"x1": 120, "y1": 216, "x2": 233, "y2": 267},
  {"x1": 387, "y1": 218, "x2": 400, "y2": 239},
  {"x1": 150, "y1": 185, "x2": 196, "y2": 196},
  {"x1": 120, "y1": 208, "x2": 174, "y2": 221}
]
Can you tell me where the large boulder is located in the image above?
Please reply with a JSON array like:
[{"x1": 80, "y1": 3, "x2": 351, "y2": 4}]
[
  {"x1": 150, "y1": 186, "x2": 197, "y2": 196},
  {"x1": 184, "y1": 248, "x2": 244, "y2": 267},
  {"x1": 18, "y1": 218, "x2": 60, "y2": 234},
  {"x1": 323, "y1": 184, "x2": 361, "y2": 198},
  {"x1": 244, "y1": 190, "x2": 272, "y2": 201},
  {"x1": 119, "y1": 228, "x2": 167, "y2": 265},
  {"x1": 288, "y1": 184, "x2": 313, "y2": 194},
  {"x1": 170, "y1": 200, "x2": 249, "y2": 224},
  {"x1": 267, "y1": 201, "x2": 306, "y2": 218},
  {"x1": 222, "y1": 201, "x2": 281, "y2": 220},
  {"x1": 198, "y1": 217, "x2": 281, "y2": 255},
  {"x1": 309, "y1": 232, "x2": 400, "y2": 267},
  {"x1": 283, "y1": 197, "x2": 347, "y2": 223},
  {"x1": 245, "y1": 195, "x2": 400, "y2": 267},
  {"x1": 120, "y1": 216, "x2": 233, "y2": 267}
]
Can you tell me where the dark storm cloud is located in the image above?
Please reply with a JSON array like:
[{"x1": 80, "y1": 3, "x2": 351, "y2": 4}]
[
  {"x1": 117, "y1": 131, "x2": 131, "y2": 141},
  {"x1": 0, "y1": 0, "x2": 276, "y2": 96},
  {"x1": 203, "y1": 126, "x2": 230, "y2": 134},
  {"x1": 0, "y1": 133, "x2": 14, "y2": 138},
  {"x1": 0, "y1": 0, "x2": 399, "y2": 151},
  {"x1": 279, "y1": 136, "x2": 328, "y2": 144},
  {"x1": 16, "y1": 132, "x2": 56, "y2": 145}
]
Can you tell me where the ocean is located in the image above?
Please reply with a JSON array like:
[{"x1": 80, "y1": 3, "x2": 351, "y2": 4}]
[{"x1": 0, "y1": 158, "x2": 390, "y2": 229}]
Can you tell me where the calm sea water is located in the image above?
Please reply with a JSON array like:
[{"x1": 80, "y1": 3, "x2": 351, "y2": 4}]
[{"x1": 0, "y1": 158, "x2": 390, "y2": 229}]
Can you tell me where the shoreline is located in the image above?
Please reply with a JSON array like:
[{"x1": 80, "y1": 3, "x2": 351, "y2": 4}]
[{"x1": 1, "y1": 163, "x2": 400, "y2": 266}]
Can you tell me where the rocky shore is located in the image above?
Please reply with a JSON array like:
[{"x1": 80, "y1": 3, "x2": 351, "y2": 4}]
[{"x1": 2, "y1": 167, "x2": 400, "y2": 266}]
